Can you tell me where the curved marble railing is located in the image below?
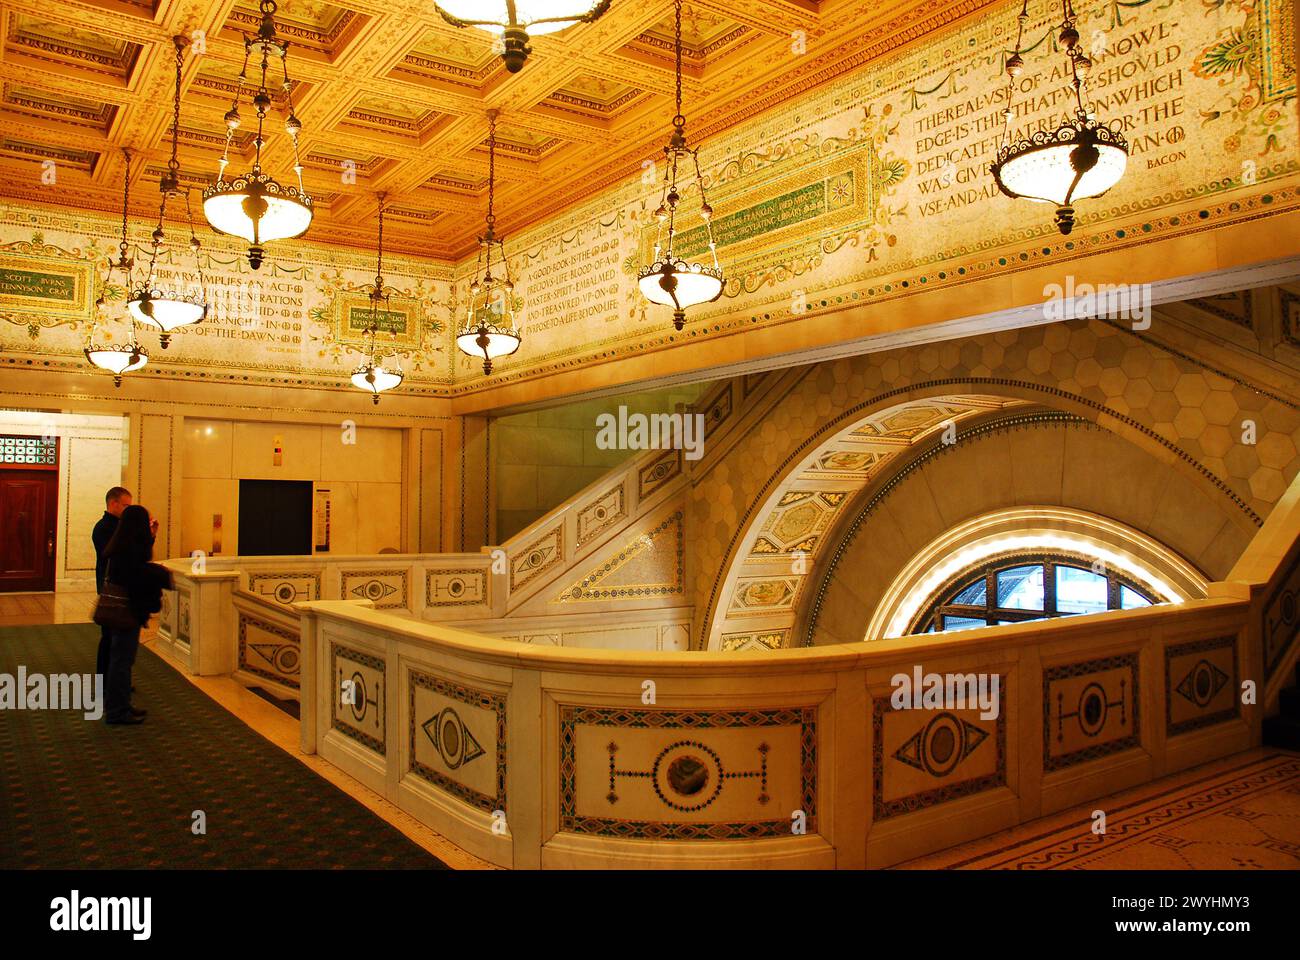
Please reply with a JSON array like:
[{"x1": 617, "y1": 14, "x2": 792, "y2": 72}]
[
  {"x1": 155, "y1": 392, "x2": 708, "y2": 678},
  {"x1": 155, "y1": 551, "x2": 492, "y2": 685},
  {"x1": 298, "y1": 586, "x2": 1266, "y2": 869}
]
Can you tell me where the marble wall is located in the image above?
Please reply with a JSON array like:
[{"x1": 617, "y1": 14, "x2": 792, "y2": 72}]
[
  {"x1": 0, "y1": 410, "x2": 127, "y2": 590},
  {"x1": 492, "y1": 383, "x2": 707, "y2": 541},
  {"x1": 180, "y1": 418, "x2": 404, "y2": 558}
]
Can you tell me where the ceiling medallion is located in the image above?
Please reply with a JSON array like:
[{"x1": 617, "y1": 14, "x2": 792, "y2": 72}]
[
  {"x1": 455, "y1": 110, "x2": 522, "y2": 376},
  {"x1": 637, "y1": 0, "x2": 724, "y2": 330},
  {"x1": 351, "y1": 196, "x2": 405, "y2": 405},
  {"x1": 990, "y1": 0, "x2": 1129, "y2": 234},
  {"x1": 432, "y1": 1, "x2": 611, "y2": 73},
  {"x1": 202, "y1": 0, "x2": 312, "y2": 269},
  {"x1": 128, "y1": 36, "x2": 208, "y2": 349},
  {"x1": 86, "y1": 150, "x2": 148, "y2": 387}
]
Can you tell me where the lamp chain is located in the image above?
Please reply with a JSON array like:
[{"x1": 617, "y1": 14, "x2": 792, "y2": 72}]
[
  {"x1": 1061, "y1": 0, "x2": 1092, "y2": 118},
  {"x1": 486, "y1": 111, "x2": 497, "y2": 234},
  {"x1": 117, "y1": 149, "x2": 131, "y2": 266},
  {"x1": 220, "y1": 47, "x2": 251, "y2": 181},
  {"x1": 168, "y1": 39, "x2": 183, "y2": 179},
  {"x1": 184, "y1": 187, "x2": 205, "y2": 291},
  {"x1": 997, "y1": 0, "x2": 1030, "y2": 154},
  {"x1": 253, "y1": 44, "x2": 270, "y2": 175},
  {"x1": 375, "y1": 195, "x2": 385, "y2": 289},
  {"x1": 674, "y1": 0, "x2": 683, "y2": 125}
]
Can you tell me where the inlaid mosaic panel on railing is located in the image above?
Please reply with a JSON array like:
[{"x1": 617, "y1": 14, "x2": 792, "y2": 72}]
[
  {"x1": 406, "y1": 669, "x2": 508, "y2": 815},
  {"x1": 248, "y1": 571, "x2": 322, "y2": 606},
  {"x1": 237, "y1": 608, "x2": 302, "y2": 691},
  {"x1": 872, "y1": 681, "x2": 1008, "y2": 821},
  {"x1": 1042, "y1": 653, "x2": 1141, "y2": 772},
  {"x1": 331, "y1": 641, "x2": 387, "y2": 756},
  {"x1": 341, "y1": 568, "x2": 409, "y2": 609},
  {"x1": 1164, "y1": 635, "x2": 1241, "y2": 736},
  {"x1": 558, "y1": 705, "x2": 818, "y2": 841}
]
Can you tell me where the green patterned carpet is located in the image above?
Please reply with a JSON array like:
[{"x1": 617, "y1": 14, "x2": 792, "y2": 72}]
[{"x1": 0, "y1": 624, "x2": 447, "y2": 869}]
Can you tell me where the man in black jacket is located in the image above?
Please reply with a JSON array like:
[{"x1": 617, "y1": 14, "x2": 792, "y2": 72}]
[{"x1": 93, "y1": 487, "x2": 132, "y2": 679}]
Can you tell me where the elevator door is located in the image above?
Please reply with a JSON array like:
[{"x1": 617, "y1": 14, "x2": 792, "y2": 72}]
[
  {"x1": 237, "y1": 479, "x2": 313, "y2": 556},
  {"x1": 0, "y1": 470, "x2": 59, "y2": 592}
]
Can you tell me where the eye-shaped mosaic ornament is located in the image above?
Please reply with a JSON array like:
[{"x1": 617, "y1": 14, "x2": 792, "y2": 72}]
[
  {"x1": 893, "y1": 711, "x2": 989, "y2": 778},
  {"x1": 521, "y1": 547, "x2": 552, "y2": 570},
  {"x1": 421, "y1": 707, "x2": 485, "y2": 770},
  {"x1": 351, "y1": 579, "x2": 397, "y2": 602},
  {"x1": 1175, "y1": 658, "x2": 1229, "y2": 708},
  {"x1": 249, "y1": 642, "x2": 300, "y2": 676}
]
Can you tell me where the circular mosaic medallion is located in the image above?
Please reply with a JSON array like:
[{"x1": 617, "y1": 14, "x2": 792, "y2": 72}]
[
  {"x1": 651, "y1": 741, "x2": 723, "y2": 812},
  {"x1": 921, "y1": 713, "x2": 965, "y2": 777},
  {"x1": 1078, "y1": 682, "x2": 1108, "y2": 736},
  {"x1": 349, "y1": 672, "x2": 368, "y2": 721},
  {"x1": 1189, "y1": 660, "x2": 1217, "y2": 706},
  {"x1": 666, "y1": 755, "x2": 709, "y2": 796},
  {"x1": 274, "y1": 646, "x2": 300, "y2": 675}
]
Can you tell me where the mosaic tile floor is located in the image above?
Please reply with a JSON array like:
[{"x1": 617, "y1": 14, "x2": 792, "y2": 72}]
[{"x1": 899, "y1": 750, "x2": 1300, "y2": 869}]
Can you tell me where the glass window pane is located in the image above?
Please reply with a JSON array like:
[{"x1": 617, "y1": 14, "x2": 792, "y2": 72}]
[
  {"x1": 996, "y1": 565, "x2": 1044, "y2": 611},
  {"x1": 950, "y1": 578, "x2": 987, "y2": 606},
  {"x1": 1056, "y1": 565, "x2": 1109, "y2": 614},
  {"x1": 941, "y1": 615, "x2": 987, "y2": 632},
  {"x1": 1120, "y1": 586, "x2": 1152, "y2": 609}
]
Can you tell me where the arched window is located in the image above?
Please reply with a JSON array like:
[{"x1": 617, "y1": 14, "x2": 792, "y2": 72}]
[{"x1": 913, "y1": 552, "x2": 1157, "y2": 634}]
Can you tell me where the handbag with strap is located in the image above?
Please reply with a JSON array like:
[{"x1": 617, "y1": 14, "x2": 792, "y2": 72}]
[{"x1": 93, "y1": 560, "x2": 139, "y2": 631}]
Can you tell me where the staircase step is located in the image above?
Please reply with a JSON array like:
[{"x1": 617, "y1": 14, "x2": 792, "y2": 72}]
[
  {"x1": 1263, "y1": 714, "x2": 1300, "y2": 752},
  {"x1": 1281, "y1": 686, "x2": 1300, "y2": 719}
]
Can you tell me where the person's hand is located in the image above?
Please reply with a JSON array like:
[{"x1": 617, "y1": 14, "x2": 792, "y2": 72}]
[{"x1": 149, "y1": 519, "x2": 159, "y2": 536}]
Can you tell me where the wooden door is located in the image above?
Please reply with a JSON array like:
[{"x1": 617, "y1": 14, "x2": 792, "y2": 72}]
[{"x1": 0, "y1": 469, "x2": 59, "y2": 592}]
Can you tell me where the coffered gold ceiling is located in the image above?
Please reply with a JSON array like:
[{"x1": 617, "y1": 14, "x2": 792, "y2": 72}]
[{"x1": 0, "y1": 0, "x2": 997, "y2": 260}]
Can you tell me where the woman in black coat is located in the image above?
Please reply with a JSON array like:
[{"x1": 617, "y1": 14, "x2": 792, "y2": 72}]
[{"x1": 102, "y1": 504, "x2": 172, "y2": 725}]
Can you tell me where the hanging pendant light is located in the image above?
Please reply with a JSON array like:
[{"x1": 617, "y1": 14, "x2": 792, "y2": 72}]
[
  {"x1": 990, "y1": 0, "x2": 1129, "y2": 234},
  {"x1": 128, "y1": 36, "x2": 208, "y2": 349},
  {"x1": 86, "y1": 150, "x2": 149, "y2": 387},
  {"x1": 202, "y1": 0, "x2": 312, "y2": 269},
  {"x1": 637, "y1": 0, "x2": 723, "y2": 331},
  {"x1": 455, "y1": 110, "x2": 521, "y2": 376},
  {"x1": 432, "y1": 1, "x2": 611, "y2": 73},
  {"x1": 351, "y1": 195, "x2": 405, "y2": 404}
]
